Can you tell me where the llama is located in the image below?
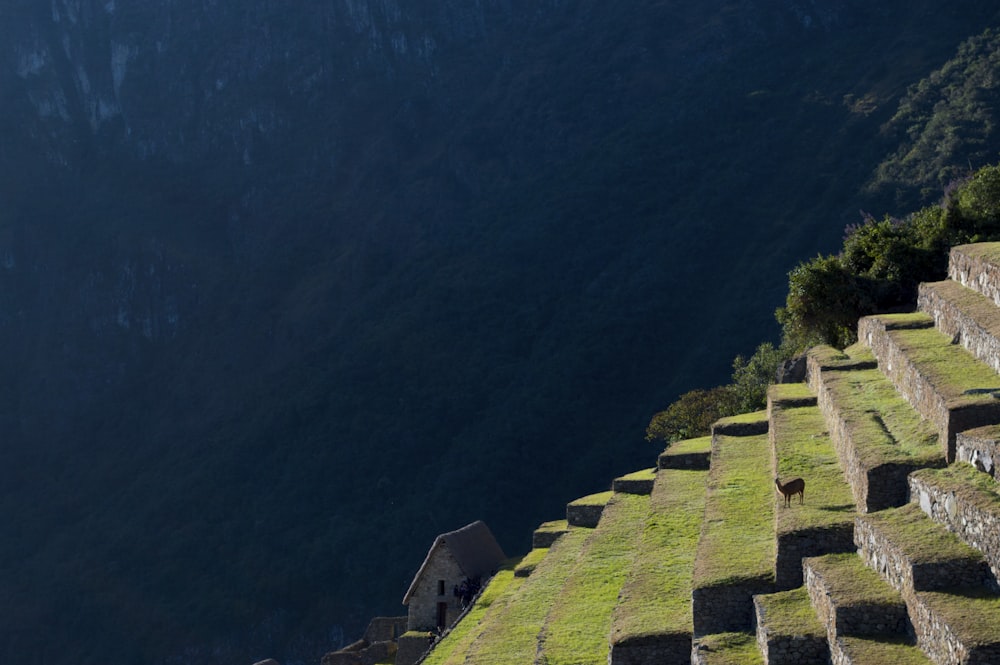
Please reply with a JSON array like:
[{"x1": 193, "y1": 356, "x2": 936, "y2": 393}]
[{"x1": 775, "y1": 476, "x2": 805, "y2": 507}]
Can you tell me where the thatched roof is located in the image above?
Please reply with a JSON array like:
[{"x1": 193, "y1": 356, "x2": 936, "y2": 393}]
[{"x1": 402, "y1": 521, "x2": 506, "y2": 604}]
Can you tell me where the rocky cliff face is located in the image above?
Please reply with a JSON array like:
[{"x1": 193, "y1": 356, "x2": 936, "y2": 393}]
[{"x1": 2, "y1": 1, "x2": 1000, "y2": 664}]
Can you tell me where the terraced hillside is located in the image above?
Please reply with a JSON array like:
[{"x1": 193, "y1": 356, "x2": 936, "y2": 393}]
[{"x1": 375, "y1": 243, "x2": 1000, "y2": 665}]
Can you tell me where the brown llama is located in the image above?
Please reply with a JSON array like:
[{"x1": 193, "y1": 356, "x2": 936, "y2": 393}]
[{"x1": 775, "y1": 476, "x2": 805, "y2": 507}]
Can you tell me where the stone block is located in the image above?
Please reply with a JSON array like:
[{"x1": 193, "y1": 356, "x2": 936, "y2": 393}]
[
  {"x1": 753, "y1": 589, "x2": 828, "y2": 665},
  {"x1": 394, "y1": 633, "x2": 433, "y2": 665},
  {"x1": 566, "y1": 492, "x2": 610, "y2": 527},
  {"x1": 919, "y1": 280, "x2": 1000, "y2": 374},
  {"x1": 612, "y1": 476, "x2": 655, "y2": 495},
  {"x1": 957, "y1": 426, "x2": 1000, "y2": 479},
  {"x1": 532, "y1": 520, "x2": 569, "y2": 548},
  {"x1": 804, "y1": 555, "x2": 909, "y2": 639},
  {"x1": 609, "y1": 632, "x2": 692, "y2": 665},
  {"x1": 858, "y1": 314, "x2": 1000, "y2": 462},
  {"x1": 909, "y1": 468, "x2": 1000, "y2": 585},
  {"x1": 948, "y1": 243, "x2": 1000, "y2": 307},
  {"x1": 692, "y1": 577, "x2": 774, "y2": 636},
  {"x1": 854, "y1": 506, "x2": 994, "y2": 596}
]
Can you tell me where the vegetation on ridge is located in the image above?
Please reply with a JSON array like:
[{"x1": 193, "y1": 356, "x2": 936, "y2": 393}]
[{"x1": 648, "y1": 163, "x2": 1000, "y2": 445}]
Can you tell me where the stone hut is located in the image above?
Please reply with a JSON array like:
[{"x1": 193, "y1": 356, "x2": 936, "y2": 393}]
[{"x1": 402, "y1": 520, "x2": 506, "y2": 631}]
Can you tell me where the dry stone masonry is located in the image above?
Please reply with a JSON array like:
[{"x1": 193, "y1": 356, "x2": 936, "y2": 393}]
[{"x1": 328, "y1": 244, "x2": 1000, "y2": 665}]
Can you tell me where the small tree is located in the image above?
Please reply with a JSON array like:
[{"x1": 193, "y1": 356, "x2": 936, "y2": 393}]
[
  {"x1": 645, "y1": 385, "x2": 739, "y2": 445},
  {"x1": 731, "y1": 342, "x2": 785, "y2": 413}
]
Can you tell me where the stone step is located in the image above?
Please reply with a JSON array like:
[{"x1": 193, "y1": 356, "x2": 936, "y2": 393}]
[
  {"x1": 906, "y1": 588, "x2": 1000, "y2": 664},
  {"x1": 957, "y1": 425, "x2": 1000, "y2": 479},
  {"x1": 804, "y1": 553, "x2": 910, "y2": 640},
  {"x1": 806, "y1": 344, "x2": 944, "y2": 512},
  {"x1": 513, "y1": 547, "x2": 549, "y2": 578},
  {"x1": 532, "y1": 519, "x2": 570, "y2": 548},
  {"x1": 612, "y1": 468, "x2": 656, "y2": 495},
  {"x1": 658, "y1": 435, "x2": 711, "y2": 470},
  {"x1": 609, "y1": 467, "x2": 708, "y2": 665},
  {"x1": 858, "y1": 312, "x2": 1000, "y2": 462},
  {"x1": 908, "y1": 463, "x2": 1000, "y2": 582},
  {"x1": 691, "y1": 632, "x2": 763, "y2": 665},
  {"x1": 535, "y1": 493, "x2": 650, "y2": 665},
  {"x1": 712, "y1": 409, "x2": 770, "y2": 437},
  {"x1": 566, "y1": 491, "x2": 612, "y2": 527},
  {"x1": 855, "y1": 503, "x2": 995, "y2": 595},
  {"x1": 752, "y1": 587, "x2": 828, "y2": 665},
  {"x1": 919, "y1": 279, "x2": 1000, "y2": 374},
  {"x1": 767, "y1": 385, "x2": 856, "y2": 589},
  {"x1": 693, "y1": 431, "x2": 776, "y2": 636},
  {"x1": 948, "y1": 242, "x2": 1000, "y2": 306},
  {"x1": 766, "y1": 382, "x2": 817, "y2": 408},
  {"x1": 829, "y1": 636, "x2": 932, "y2": 665}
]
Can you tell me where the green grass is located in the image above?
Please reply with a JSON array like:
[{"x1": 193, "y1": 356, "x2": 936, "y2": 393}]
[
  {"x1": 910, "y1": 462, "x2": 1000, "y2": 514},
  {"x1": 961, "y1": 423, "x2": 1000, "y2": 442},
  {"x1": 513, "y1": 548, "x2": 551, "y2": 577},
  {"x1": 615, "y1": 468, "x2": 656, "y2": 483},
  {"x1": 463, "y1": 528, "x2": 592, "y2": 665},
  {"x1": 809, "y1": 345, "x2": 852, "y2": 367},
  {"x1": 423, "y1": 565, "x2": 526, "y2": 665},
  {"x1": 863, "y1": 503, "x2": 987, "y2": 566},
  {"x1": 754, "y1": 587, "x2": 824, "y2": 637},
  {"x1": 806, "y1": 553, "x2": 902, "y2": 607},
  {"x1": 665, "y1": 436, "x2": 713, "y2": 455},
  {"x1": 534, "y1": 520, "x2": 569, "y2": 537},
  {"x1": 715, "y1": 410, "x2": 769, "y2": 427},
  {"x1": 610, "y1": 468, "x2": 708, "y2": 642},
  {"x1": 817, "y1": 362, "x2": 942, "y2": 467},
  {"x1": 568, "y1": 491, "x2": 614, "y2": 508},
  {"x1": 843, "y1": 343, "x2": 876, "y2": 363},
  {"x1": 694, "y1": 434, "x2": 775, "y2": 587},
  {"x1": 917, "y1": 588, "x2": 1000, "y2": 646},
  {"x1": 768, "y1": 383, "x2": 815, "y2": 403},
  {"x1": 693, "y1": 632, "x2": 763, "y2": 664},
  {"x1": 924, "y1": 279, "x2": 1000, "y2": 335},
  {"x1": 837, "y1": 636, "x2": 932, "y2": 664},
  {"x1": 955, "y1": 241, "x2": 1000, "y2": 264},
  {"x1": 874, "y1": 311, "x2": 935, "y2": 330},
  {"x1": 536, "y1": 493, "x2": 650, "y2": 665},
  {"x1": 770, "y1": 403, "x2": 855, "y2": 532},
  {"x1": 876, "y1": 314, "x2": 1000, "y2": 402}
]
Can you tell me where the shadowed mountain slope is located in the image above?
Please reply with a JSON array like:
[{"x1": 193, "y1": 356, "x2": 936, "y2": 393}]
[{"x1": 2, "y1": 1, "x2": 1000, "y2": 663}]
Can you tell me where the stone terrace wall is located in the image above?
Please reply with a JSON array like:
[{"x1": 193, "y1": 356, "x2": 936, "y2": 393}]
[
  {"x1": 364, "y1": 617, "x2": 408, "y2": 643},
  {"x1": 609, "y1": 633, "x2": 691, "y2": 665},
  {"x1": 854, "y1": 515, "x2": 994, "y2": 594},
  {"x1": 658, "y1": 451, "x2": 710, "y2": 470},
  {"x1": 804, "y1": 558, "x2": 909, "y2": 638},
  {"x1": 909, "y1": 473, "x2": 1000, "y2": 583},
  {"x1": 906, "y1": 593, "x2": 1000, "y2": 665},
  {"x1": 775, "y1": 526, "x2": 854, "y2": 589},
  {"x1": 754, "y1": 609, "x2": 828, "y2": 665},
  {"x1": 692, "y1": 578, "x2": 774, "y2": 636},
  {"x1": 566, "y1": 502, "x2": 604, "y2": 528},
  {"x1": 808, "y1": 362, "x2": 921, "y2": 511},
  {"x1": 858, "y1": 316, "x2": 1000, "y2": 462},
  {"x1": 949, "y1": 244, "x2": 1000, "y2": 307},
  {"x1": 919, "y1": 282, "x2": 1000, "y2": 373},
  {"x1": 322, "y1": 641, "x2": 396, "y2": 665},
  {"x1": 395, "y1": 634, "x2": 432, "y2": 665},
  {"x1": 957, "y1": 427, "x2": 1000, "y2": 479}
]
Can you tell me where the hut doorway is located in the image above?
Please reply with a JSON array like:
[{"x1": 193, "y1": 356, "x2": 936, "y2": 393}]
[{"x1": 436, "y1": 602, "x2": 448, "y2": 629}]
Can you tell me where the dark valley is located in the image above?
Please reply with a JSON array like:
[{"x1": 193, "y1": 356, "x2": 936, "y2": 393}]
[{"x1": 2, "y1": 1, "x2": 1000, "y2": 663}]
